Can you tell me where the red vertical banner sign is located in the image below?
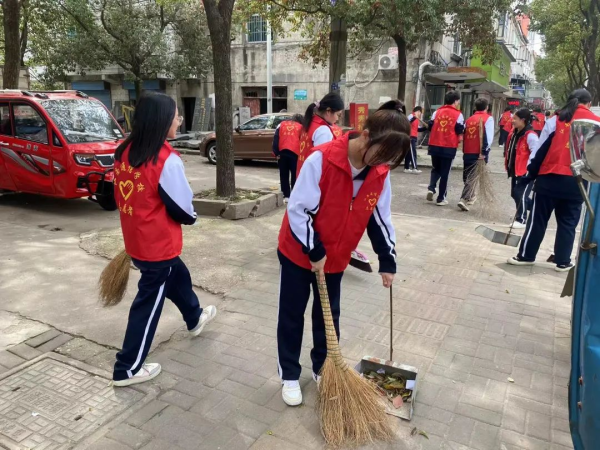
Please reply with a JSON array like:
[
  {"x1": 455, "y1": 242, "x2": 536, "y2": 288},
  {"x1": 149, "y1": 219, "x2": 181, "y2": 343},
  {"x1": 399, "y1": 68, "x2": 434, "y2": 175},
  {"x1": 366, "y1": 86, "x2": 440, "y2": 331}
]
[
  {"x1": 349, "y1": 103, "x2": 357, "y2": 129},
  {"x1": 356, "y1": 103, "x2": 368, "y2": 131}
]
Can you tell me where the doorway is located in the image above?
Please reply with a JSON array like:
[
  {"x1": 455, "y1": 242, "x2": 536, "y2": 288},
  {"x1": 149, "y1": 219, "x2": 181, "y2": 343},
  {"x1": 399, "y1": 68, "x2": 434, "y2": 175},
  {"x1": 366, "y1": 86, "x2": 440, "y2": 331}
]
[{"x1": 242, "y1": 86, "x2": 288, "y2": 116}]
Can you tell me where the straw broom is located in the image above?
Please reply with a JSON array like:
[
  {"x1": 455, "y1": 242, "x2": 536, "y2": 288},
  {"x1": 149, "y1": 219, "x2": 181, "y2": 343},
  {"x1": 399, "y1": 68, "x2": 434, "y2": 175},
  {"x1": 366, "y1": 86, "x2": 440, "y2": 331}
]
[
  {"x1": 466, "y1": 118, "x2": 495, "y2": 215},
  {"x1": 98, "y1": 249, "x2": 131, "y2": 307},
  {"x1": 316, "y1": 271, "x2": 393, "y2": 447}
]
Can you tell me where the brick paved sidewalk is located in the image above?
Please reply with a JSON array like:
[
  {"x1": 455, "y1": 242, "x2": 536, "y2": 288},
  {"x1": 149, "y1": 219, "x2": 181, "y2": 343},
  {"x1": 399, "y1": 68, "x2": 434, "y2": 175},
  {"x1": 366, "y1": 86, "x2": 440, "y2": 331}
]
[{"x1": 12, "y1": 212, "x2": 571, "y2": 450}]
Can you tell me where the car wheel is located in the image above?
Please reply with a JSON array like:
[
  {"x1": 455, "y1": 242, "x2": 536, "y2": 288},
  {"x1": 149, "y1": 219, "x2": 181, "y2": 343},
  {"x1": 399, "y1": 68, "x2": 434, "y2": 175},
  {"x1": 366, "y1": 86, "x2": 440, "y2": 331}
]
[{"x1": 207, "y1": 142, "x2": 217, "y2": 165}]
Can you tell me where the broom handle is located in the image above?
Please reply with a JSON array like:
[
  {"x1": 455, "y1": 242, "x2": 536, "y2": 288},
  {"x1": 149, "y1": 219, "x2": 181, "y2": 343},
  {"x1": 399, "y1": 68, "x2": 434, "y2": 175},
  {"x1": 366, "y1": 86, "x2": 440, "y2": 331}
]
[
  {"x1": 389, "y1": 285, "x2": 393, "y2": 361},
  {"x1": 317, "y1": 270, "x2": 348, "y2": 371}
]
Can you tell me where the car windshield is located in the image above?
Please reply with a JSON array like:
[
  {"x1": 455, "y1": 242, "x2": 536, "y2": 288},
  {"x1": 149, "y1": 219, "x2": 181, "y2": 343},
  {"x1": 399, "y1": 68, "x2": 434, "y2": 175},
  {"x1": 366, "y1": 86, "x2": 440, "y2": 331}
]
[{"x1": 40, "y1": 99, "x2": 124, "y2": 143}]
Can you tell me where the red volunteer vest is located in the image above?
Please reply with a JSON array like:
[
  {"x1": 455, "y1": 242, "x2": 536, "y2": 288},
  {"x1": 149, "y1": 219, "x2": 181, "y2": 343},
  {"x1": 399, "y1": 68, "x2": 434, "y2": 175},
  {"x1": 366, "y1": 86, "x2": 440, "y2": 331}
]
[
  {"x1": 408, "y1": 115, "x2": 420, "y2": 138},
  {"x1": 278, "y1": 121, "x2": 303, "y2": 155},
  {"x1": 115, "y1": 143, "x2": 183, "y2": 261},
  {"x1": 462, "y1": 112, "x2": 490, "y2": 154},
  {"x1": 540, "y1": 106, "x2": 600, "y2": 176},
  {"x1": 428, "y1": 105, "x2": 461, "y2": 148},
  {"x1": 532, "y1": 112, "x2": 545, "y2": 131},
  {"x1": 297, "y1": 116, "x2": 337, "y2": 175},
  {"x1": 279, "y1": 134, "x2": 389, "y2": 273},
  {"x1": 506, "y1": 130, "x2": 536, "y2": 177},
  {"x1": 499, "y1": 111, "x2": 512, "y2": 127},
  {"x1": 503, "y1": 114, "x2": 513, "y2": 133}
]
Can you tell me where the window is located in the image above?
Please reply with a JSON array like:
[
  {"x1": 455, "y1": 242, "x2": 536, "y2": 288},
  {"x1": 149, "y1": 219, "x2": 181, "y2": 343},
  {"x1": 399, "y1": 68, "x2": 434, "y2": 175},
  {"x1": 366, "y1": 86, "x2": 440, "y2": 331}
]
[
  {"x1": 0, "y1": 104, "x2": 11, "y2": 136},
  {"x1": 13, "y1": 104, "x2": 48, "y2": 144},
  {"x1": 240, "y1": 116, "x2": 268, "y2": 130},
  {"x1": 452, "y1": 33, "x2": 461, "y2": 56},
  {"x1": 497, "y1": 12, "x2": 507, "y2": 38},
  {"x1": 40, "y1": 99, "x2": 123, "y2": 143},
  {"x1": 271, "y1": 115, "x2": 291, "y2": 129},
  {"x1": 247, "y1": 15, "x2": 267, "y2": 43}
]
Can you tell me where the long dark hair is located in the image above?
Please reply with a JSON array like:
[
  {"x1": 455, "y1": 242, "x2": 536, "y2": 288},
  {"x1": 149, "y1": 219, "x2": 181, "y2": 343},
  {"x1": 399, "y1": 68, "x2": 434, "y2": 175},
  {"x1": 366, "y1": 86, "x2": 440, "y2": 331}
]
[
  {"x1": 360, "y1": 99, "x2": 411, "y2": 169},
  {"x1": 559, "y1": 89, "x2": 592, "y2": 123},
  {"x1": 115, "y1": 93, "x2": 177, "y2": 167},
  {"x1": 303, "y1": 92, "x2": 344, "y2": 131}
]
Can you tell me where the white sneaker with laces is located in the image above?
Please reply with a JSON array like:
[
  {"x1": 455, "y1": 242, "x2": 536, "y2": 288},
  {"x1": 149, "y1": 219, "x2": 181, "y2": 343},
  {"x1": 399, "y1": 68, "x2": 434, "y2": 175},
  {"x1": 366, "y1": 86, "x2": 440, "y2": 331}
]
[
  {"x1": 436, "y1": 200, "x2": 449, "y2": 206},
  {"x1": 511, "y1": 221, "x2": 526, "y2": 230},
  {"x1": 190, "y1": 305, "x2": 217, "y2": 337},
  {"x1": 113, "y1": 363, "x2": 161, "y2": 387},
  {"x1": 282, "y1": 380, "x2": 303, "y2": 406},
  {"x1": 412, "y1": 169, "x2": 422, "y2": 174},
  {"x1": 404, "y1": 168, "x2": 414, "y2": 173}
]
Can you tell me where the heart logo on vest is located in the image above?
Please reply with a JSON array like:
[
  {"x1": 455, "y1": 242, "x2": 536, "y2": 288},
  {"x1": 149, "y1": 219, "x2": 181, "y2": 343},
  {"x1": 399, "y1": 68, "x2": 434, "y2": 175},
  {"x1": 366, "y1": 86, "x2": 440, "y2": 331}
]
[
  {"x1": 286, "y1": 126, "x2": 295, "y2": 132},
  {"x1": 440, "y1": 120, "x2": 448, "y2": 128},
  {"x1": 300, "y1": 141, "x2": 306, "y2": 153},
  {"x1": 368, "y1": 198, "x2": 377, "y2": 207},
  {"x1": 468, "y1": 127, "x2": 476, "y2": 135},
  {"x1": 119, "y1": 180, "x2": 134, "y2": 201}
]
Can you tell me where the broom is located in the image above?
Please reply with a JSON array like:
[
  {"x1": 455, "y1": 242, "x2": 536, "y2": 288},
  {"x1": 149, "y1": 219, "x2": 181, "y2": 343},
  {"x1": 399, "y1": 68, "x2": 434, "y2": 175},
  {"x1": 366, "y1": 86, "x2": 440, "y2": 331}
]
[
  {"x1": 98, "y1": 249, "x2": 131, "y2": 307},
  {"x1": 465, "y1": 118, "x2": 495, "y2": 216},
  {"x1": 316, "y1": 270, "x2": 393, "y2": 447}
]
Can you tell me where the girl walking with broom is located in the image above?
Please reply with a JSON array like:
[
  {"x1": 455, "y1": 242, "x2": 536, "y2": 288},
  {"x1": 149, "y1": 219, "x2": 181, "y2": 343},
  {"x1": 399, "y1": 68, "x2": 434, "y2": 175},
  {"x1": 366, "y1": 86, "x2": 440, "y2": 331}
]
[
  {"x1": 504, "y1": 108, "x2": 539, "y2": 229},
  {"x1": 507, "y1": 89, "x2": 600, "y2": 271},
  {"x1": 101, "y1": 93, "x2": 217, "y2": 387},
  {"x1": 276, "y1": 99, "x2": 410, "y2": 408}
]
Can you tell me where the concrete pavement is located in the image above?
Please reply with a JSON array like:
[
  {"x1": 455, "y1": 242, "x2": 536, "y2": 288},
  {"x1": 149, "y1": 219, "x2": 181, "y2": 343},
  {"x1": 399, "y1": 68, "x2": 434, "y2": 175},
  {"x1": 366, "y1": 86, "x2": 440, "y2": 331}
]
[{"x1": 73, "y1": 210, "x2": 573, "y2": 450}]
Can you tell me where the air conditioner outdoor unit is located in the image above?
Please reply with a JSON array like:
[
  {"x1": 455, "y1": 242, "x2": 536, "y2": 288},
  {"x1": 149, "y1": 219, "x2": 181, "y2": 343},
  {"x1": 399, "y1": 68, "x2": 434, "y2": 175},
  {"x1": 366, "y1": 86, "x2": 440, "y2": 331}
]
[{"x1": 378, "y1": 54, "x2": 398, "y2": 70}]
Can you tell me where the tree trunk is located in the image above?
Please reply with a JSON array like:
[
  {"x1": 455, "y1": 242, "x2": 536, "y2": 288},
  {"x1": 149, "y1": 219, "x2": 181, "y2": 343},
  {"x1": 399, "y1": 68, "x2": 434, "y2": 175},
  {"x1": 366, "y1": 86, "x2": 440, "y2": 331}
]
[
  {"x1": 134, "y1": 78, "x2": 143, "y2": 103},
  {"x1": 3, "y1": 0, "x2": 21, "y2": 89},
  {"x1": 20, "y1": 0, "x2": 29, "y2": 66},
  {"x1": 204, "y1": 0, "x2": 236, "y2": 198},
  {"x1": 393, "y1": 34, "x2": 408, "y2": 101},
  {"x1": 329, "y1": 17, "x2": 347, "y2": 94}
]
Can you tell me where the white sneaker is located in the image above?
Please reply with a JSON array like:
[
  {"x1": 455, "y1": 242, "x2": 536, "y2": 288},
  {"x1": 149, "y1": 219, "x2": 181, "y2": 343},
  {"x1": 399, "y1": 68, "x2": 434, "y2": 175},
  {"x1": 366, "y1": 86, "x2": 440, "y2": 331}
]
[
  {"x1": 412, "y1": 169, "x2": 422, "y2": 174},
  {"x1": 283, "y1": 198, "x2": 289, "y2": 204},
  {"x1": 511, "y1": 221, "x2": 526, "y2": 230},
  {"x1": 467, "y1": 197, "x2": 477, "y2": 206},
  {"x1": 190, "y1": 305, "x2": 217, "y2": 337},
  {"x1": 457, "y1": 200, "x2": 469, "y2": 211},
  {"x1": 555, "y1": 263, "x2": 575, "y2": 272},
  {"x1": 436, "y1": 200, "x2": 448, "y2": 206},
  {"x1": 426, "y1": 191, "x2": 434, "y2": 202},
  {"x1": 404, "y1": 169, "x2": 414, "y2": 173},
  {"x1": 282, "y1": 380, "x2": 302, "y2": 406},
  {"x1": 507, "y1": 256, "x2": 534, "y2": 266},
  {"x1": 113, "y1": 363, "x2": 161, "y2": 387}
]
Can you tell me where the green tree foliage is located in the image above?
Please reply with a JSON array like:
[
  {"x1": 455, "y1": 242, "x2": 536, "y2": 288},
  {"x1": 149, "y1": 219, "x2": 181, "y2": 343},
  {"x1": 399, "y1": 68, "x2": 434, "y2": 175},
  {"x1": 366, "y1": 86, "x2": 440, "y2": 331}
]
[
  {"x1": 530, "y1": 0, "x2": 600, "y2": 104},
  {"x1": 28, "y1": 0, "x2": 211, "y2": 98}
]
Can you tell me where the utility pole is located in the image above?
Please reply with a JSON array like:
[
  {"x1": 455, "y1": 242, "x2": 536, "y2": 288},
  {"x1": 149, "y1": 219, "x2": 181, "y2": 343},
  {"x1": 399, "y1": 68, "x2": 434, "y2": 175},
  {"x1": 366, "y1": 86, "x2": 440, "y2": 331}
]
[{"x1": 266, "y1": 10, "x2": 273, "y2": 114}]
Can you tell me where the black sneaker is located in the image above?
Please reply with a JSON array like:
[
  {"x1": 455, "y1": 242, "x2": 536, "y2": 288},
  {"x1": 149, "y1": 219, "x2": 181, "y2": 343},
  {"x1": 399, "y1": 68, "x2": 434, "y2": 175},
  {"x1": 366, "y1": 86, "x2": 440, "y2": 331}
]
[
  {"x1": 555, "y1": 263, "x2": 575, "y2": 273},
  {"x1": 507, "y1": 256, "x2": 534, "y2": 266}
]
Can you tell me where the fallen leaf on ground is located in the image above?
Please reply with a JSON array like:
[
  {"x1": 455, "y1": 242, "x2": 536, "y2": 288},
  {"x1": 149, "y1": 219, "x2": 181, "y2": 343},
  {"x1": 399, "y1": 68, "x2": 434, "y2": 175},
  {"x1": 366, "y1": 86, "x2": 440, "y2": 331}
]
[
  {"x1": 418, "y1": 430, "x2": 429, "y2": 439},
  {"x1": 267, "y1": 431, "x2": 273, "y2": 436},
  {"x1": 505, "y1": 289, "x2": 510, "y2": 294},
  {"x1": 507, "y1": 377, "x2": 515, "y2": 383}
]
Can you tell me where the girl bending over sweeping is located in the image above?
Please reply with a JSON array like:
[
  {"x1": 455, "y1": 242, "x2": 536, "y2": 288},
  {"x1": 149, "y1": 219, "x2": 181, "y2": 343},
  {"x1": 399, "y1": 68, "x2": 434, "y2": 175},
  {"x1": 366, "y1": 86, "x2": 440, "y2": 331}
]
[
  {"x1": 276, "y1": 99, "x2": 411, "y2": 406},
  {"x1": 111, "y1": 93, "x2": 217, "y2": 386}
]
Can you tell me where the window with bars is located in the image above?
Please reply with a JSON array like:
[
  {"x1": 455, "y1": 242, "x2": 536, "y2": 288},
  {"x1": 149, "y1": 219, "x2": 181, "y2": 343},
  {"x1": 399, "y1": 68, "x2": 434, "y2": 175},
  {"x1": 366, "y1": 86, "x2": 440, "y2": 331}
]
[{"x1": 247, "y1": 15, "x2": 267, "y2": 43}]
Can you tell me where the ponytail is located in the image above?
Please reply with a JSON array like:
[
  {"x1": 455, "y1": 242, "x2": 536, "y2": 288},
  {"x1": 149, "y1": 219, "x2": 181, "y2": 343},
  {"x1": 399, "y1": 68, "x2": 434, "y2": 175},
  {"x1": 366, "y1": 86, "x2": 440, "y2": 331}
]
[
  {"x1": 303, "y1": 92, "x2": 345, "y2": 131},
  {"x1": 559, "y1": 89, "x2": 592, "y2": 123}
]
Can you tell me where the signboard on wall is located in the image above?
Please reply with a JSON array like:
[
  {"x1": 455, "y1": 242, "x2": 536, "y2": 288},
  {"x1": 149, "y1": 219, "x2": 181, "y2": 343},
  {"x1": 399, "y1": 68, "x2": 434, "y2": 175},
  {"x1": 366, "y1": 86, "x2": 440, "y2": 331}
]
[
  {"x1": 191, "y1": 97, "x2": 212, "y2": 132},
  {"x1": 349, "y1": 103, "x2": 369, "y2": 131},
  {"x1": 239, "y1": 106, "x2": 251, "y2": 125},
  {"x1": 294, "y1": 89, "x2": 308, "y2": 100}
]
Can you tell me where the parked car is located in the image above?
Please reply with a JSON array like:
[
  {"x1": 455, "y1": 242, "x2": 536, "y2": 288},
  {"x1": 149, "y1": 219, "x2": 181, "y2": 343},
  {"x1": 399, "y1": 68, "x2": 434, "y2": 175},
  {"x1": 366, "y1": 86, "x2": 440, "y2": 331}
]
[
  {"x1": 202, "y1": 113, "x2": 293, "y2": 164},
  {"x1": 0, "y1": 90, "x2": 123, "y2": 210}
]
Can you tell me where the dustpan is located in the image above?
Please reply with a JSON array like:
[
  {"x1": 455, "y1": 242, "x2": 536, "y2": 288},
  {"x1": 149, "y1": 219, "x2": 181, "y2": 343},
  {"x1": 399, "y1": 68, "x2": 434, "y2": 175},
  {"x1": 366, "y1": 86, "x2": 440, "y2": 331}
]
[
  {"x1": 355, "y1": 286, "x2": 418, "y2": 420},
  {"x1": 475, "y1": 225, "x2": 521, "y2": 247}
]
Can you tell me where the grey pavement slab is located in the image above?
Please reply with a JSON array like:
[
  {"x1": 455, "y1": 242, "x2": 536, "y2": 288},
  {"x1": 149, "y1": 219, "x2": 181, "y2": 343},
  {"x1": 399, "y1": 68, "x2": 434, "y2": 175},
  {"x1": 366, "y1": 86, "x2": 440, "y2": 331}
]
[{"x1": 76, "y1": 211, "x2": 574, "y2": 449}]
